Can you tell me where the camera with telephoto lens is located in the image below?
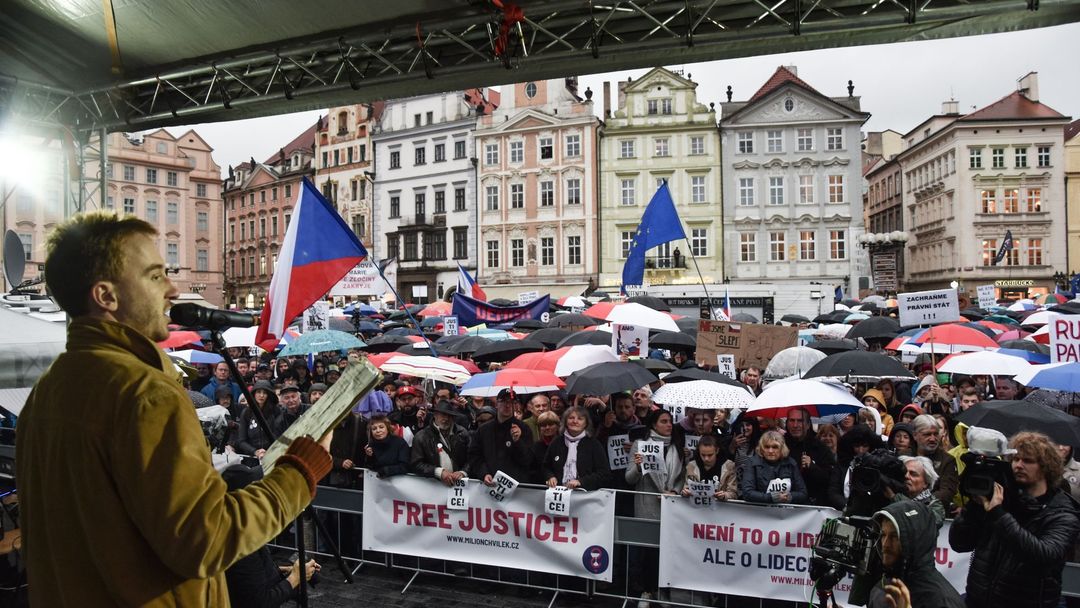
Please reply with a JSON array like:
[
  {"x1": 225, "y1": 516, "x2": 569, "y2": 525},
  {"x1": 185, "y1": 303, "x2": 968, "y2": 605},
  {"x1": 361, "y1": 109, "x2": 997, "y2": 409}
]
[{"x1": 809, "y1": 516, "x2": 881, "y2": 589}]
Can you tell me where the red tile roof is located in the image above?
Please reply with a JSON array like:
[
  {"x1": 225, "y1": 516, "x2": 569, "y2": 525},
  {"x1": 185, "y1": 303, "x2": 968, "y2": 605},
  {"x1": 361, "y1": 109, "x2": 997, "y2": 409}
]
[
  {"x1": 1066, "y1": 118, "x2": 1080, "y2": 141},
  {"x1": 265, "y1": 120, "x2": 319, "y2": 164},
  {"x1": 959, "y1": 91, "x2": 1066, "y2": 122},
  {"x1": 749, "y1": 66, "x2": 823, "y2": 102}
]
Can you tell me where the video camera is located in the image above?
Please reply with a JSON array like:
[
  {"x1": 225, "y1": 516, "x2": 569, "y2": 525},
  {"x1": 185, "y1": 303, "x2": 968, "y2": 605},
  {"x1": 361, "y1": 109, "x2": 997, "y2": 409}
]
[
  {"x1": 958, "y1": 426, "x2": 1016, "y2": 503},
  {"x1": 809, "y1": 516, "x2": 880, "y2": 590}
]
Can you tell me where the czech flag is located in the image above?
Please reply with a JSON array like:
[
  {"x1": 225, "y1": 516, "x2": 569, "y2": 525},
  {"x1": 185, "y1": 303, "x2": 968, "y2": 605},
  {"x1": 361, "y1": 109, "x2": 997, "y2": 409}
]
[
  {"x1": 255, "y1": 178, "x2": 368, "y2": 351},
  {"x1": 719, "y1": 288, "x2": 732, "y2": 321},
  {"x1": 457, "y1": 262, "x2": 487, "y2": 301}
]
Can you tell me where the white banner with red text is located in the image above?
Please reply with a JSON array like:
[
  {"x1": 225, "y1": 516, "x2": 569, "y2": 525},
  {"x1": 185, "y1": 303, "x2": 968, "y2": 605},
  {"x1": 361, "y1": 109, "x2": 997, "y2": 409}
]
[
  {"x1": 362, "y1": 471, "x2": 616, "y2": 581},
  {"x1": 658, "y1": 498, "x2": 970, "y2": 602}
]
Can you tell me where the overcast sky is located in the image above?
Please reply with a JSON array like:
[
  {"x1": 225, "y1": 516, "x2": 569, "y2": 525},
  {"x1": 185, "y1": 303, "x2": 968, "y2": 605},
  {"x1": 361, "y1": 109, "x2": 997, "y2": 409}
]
[{"x1": 169, "y1": 23, "x2": 1080, "y2": 172}]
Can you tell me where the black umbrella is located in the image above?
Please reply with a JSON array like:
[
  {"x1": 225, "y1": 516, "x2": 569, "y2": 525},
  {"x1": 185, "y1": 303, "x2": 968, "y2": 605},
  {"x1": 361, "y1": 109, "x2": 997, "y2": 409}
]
[
  {"x1": 813, "y1": 311, "x2": 850, "y2": 324},
  {"x1": 435, "y1": 334, "x2": 467, "y2": 345},
  {"x1": 731, "y1": 312, "x2": 759, "y2": 323},
  {"x1": 328, "y1": 316, "x2": 358, "y2": 333},
  {"x1": 651, "y1": 330, "x2": 696, "y2": 351},
  {"x1": 958, "y1": 322, "x2": 996, "y2": 338},
  {"x1": 632, "y1": 358, "x2": 677, "y2": 375},
  {"x1": 675, "y1": 317, "x2": 700, "y2": 334},
  {"x1": 472, "y1": 339, "x2": 546, "y2": 363},
  {"x1": 626, "y1": 295, "x2": 671, "y2": 312},
  {"x1": 362, "y1": 334, "x2": 417, "y2": 353},
  {"x1": 549, "y1": 313, "x2": 599, "y2": 328},
  {"x1": 997, "y1": 339, "x2": 1050, "y2": 355},
  {"x1": 781, "y1": 314, "x2": 811, "y2": 324},
  {"x1": 385, "y1": 327, "x2": 423, "y2": 336},
  {"x1": 840, "y1": 299, "x2": 862, "y2": 308},
  {"x1": 489, "y1": 298, "x2": 516, "y2": 307},
  {"x1": 380, "y1": 321, "x2": 408, "y2": 331},
  {"x1": 803, "y1": 350, "x2": 915, "y2": 381},
  {"x1": 565, "y1": 361, "x2": 658, "y2": 396},
  {"x1": 557, "y1": 330, "x2": 613, "y2": 348},
  {"x1": 513, "y1": 319, "x2": 546, "y2": 331},
  {"x1": 956, "y1": 400, "x2": 1080, "y2": 447},
  {"x1": 959, "y1": 308, "x2": 987, "y2": 321},
  {"x1": 663, "y1": 367, "x2": 749, "y2": 390},
  {"x1": 443, "y1": 336, "x2": 494, "y2": 355},
  {"x1": 808, "y1": 339, "x2": 860, "y2": 355},
  {"x1": 847, "y1": 316, "x2": 901, "y2": 340},
  {"x1": 529, "y1": 327, "x2": 571, "y2": 349},
  {"x1": 591, "y1": 291, "x2": 613, "y2": 301},
  {"x1": 1050, "y1": 301, "x2": 1080, "y2": 315},
  {"x1": 187, "y1": 389, "x2": 213, "y2": 408}
]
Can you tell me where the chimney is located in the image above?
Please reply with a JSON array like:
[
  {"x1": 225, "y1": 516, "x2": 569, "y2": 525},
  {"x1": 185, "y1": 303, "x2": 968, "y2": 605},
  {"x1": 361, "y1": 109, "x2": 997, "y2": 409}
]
[
  {"x1": 603, "y1": 81, "x2": 611, "y2": 118},
  {"x1": 1018, "y1": 72, "x2": 1039, "y2": 102},
  {"x1": 941, "y1": 99, "x2": 959, "y2": 115},
  {"x1": 783, "y1": 65, "x2": 798, "y2": 76}
]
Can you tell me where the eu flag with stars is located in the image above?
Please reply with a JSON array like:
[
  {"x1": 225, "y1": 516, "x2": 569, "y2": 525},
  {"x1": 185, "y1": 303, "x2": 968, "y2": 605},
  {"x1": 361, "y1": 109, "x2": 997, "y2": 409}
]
[{"x1": 621, "y1": 182, "x2": 686, "y2": 294}]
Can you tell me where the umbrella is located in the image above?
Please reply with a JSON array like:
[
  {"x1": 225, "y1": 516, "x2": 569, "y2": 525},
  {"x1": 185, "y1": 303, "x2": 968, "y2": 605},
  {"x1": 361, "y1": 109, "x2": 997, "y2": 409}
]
[
  {"x1": 781, "y1": 314, "x2": 811, "y2": 324},
  {"x1": 1013, "y1": 362, "x2": 1080, "y2": 393},
  {"x1": 959, "y1": 308, "x2": 986, "y2": 321},
  {"x1": 1007, "y1": 300, "x2": 1038, "y2": 312},
  {"x1": 844, "y1": 313, "x2": 870, "y2": 324},
  {"x1": 675, "y1": 317, "x2": 700, "y2": 334},
  {"x1": 222, "y1": 326, "x2": 259, "y2": 348},
  {"x1": 549, "y1": 313, "x2": 599, "y2": 328},
  {"x1": 745, "y1": 378, "x2": 866, "y2": 419},
  {"x1": 379, "y1": 355, "x2": 472, "y2": 385},
  {"x1": 847, "y1": 316, "x2": 901, "y2": 340},
  {"x1": 528, "y1": 327, "x2": 572, "y2": 348},
  {"x1": 565, "y1": 361, "x2": 657, "y2": 396},
  {"x1": 632, "y1": 358, "x2": 677, "y2": 375},
  {"x1": 910, "y1": 324, "x2": 998, "y2": 350},
  {"x1": 362, "y1": 334, "x2": 419, "y2": 353},
  {"x1": 663, "y1": 367, "x2": 748, "y2": 389},
  {"x1": 471, "y1": 339, "x2": 546, "y2": 363},
  {"x1": 937, "y1": 351, "x2": 1033, "y2": 377},
  {"x1": 604, "y1": 302, "x2": 679, "y2": 331},
  {"x1": 1018, "y1": 310, "x2": 1056, "y2": 327},
  {"x1": 187, "y1": 389, "x2": 214, "y2": 409},
  {"x1": 386, "y1": 327, "x2": 423, "y2": 336},
  {"x1": 505, "y1": 349, "x2": 564, "y2": 372},
  {"x1": 813, "y1": 324, "x2": 853, "y2": 340},
  {"x1": 513, "y1": 319, "x2": 547, "y2": 331},
  {"x1": 462, "y1": 328, "x2": 516, "y2": 341},
  {"x1": 957, "y1": 322, "x2": 997, "y2": 338},
  {"x1": 168, "y1": 349, "x2": 224, "y2": 365},
  {"x1": 803, "y1": 351, "x2": 915, "y2": 381},
  {"x1": 440, "y1": 356, "x2": 482, "y2": 374},
  {"x1": 1023, "y1": 389, "x2": 1080, "y2": 411},
  {"x1": 996, "y1": 347, "x2": 1050, "y2": 364},
  {"x1": 809, "y1": 339, "x2": 860, "y2": 355},
  {"x1": 355, "y1": 320, "x2": 383, "y2": 333},
  {"x1": 1036, "y1": 293, "x2": 1069, "y2": 306},
  {"x1": 650, "y1": 331, "x2": 696, "y2": 351},
  {"x1": 1029, "y1": 325, "x2": 1050, "y2": 345},
  {"x1": 443, "y1": 335, "x2": 494, "y2": 355},
  {"x1": 813, "y1": 311, "x2": 849, "y2": 324},
  {"x1": 626, "y1": 295, "x2": 671, "y2": 312},
  {"x1": 459, "y1": 369, "x2": 565, "y2": 397},
  {"x1": 997, "y1": 339, "x2": 1050, "y2": 355},
  {"x1": 158, "y1": 331, "x2": 204, "y2": 349},
  {"x1": 956, "y1": 399, "x2": 1080, "y2": 447},
  {"x1": 418, "y1": 301, "x2": 452, "y2": 317},
  {"x1": 975, "y1": 320, "x2": 1013, "y2": 333},
  {"x1": 985, "y1": 314, "x2": 1020, "y2": 326},
  {"x1": 863, "y1": 295, "x2": 886, "y2": 304},
  {"x1": 328, "y1": 316, "x2": 359, "y2": 332},
  {"x1": 839, "y1": 299, "x2": 862, "y2": 308},
  {"x1": 731, "y1": 312, "x2": 759, "y2": 323},
  {"x1": 652, "y1": 380, "x2": 755, "y2": 411},
  {"x1": 1049, "y1": 301, "x2": 1080, "y2": 315},
  {"x1": 764, "y1": 346, "x2": 827, "y2": 380},
  {"x1": 557, "y1": 330, "x2": 613, "y2": 348},
  {"x1": 279, "y1": 329, "x2": 366, "y2": 356},
  {"x1": 553, "y1": 344, "x2": 621, "y2": 377},
  {"x1": 556, "y1": 296, "x2": 589, "y2": 308},
  {"x1": 582, "y1": 301, "x2": 617, "y2": 320},
  {"x1": 994, "y1": 330, "x2": 1031, "y2": 343}
]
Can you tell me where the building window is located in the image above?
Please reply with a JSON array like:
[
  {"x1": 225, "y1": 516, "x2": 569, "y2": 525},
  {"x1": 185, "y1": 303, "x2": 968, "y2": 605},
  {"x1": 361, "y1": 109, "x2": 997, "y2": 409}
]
[
  {"x1": 566, "y1": 178, "x2": 582, "y2": 206},
  {"x1": 18, "y1": 233, "x2": 31, "y2": 261},
  {"x1": 539, "y1": 137, "x2": 554, "y2": 160},
  {"x1": 738, "y1": 178, "x2": 755, "y2": 206},
  {"x1": 196, "y1": 211, "x2": 208, "y2": 232},
  {"x1": 739, "y1": 233, "x2": 757, "y2": 262},
  {"x1": 387, "y1": 235, "x2": 399, "y2": 260},
  {"x1": 510, "y1": 184, "x2": 524, "y2": 209},
  {"x1": 123, "y1": 165, "x2": 135, "y2": 181},
  {"x1": 798, "y1": 175, "x2": 815, "y2": 204},
  {"x1": 566, "y1": 134, "x2": 581, "y2": 157},
  {"x1": 767, "y1": 130, "x2": 783, "y2": 153},
  {"x1": 455, "y1": 187, "x2": 466, "y2": 211},
  {"x1": 1027, "y1": 238, "x2": 1043, "y2": 265},
  {"x1": 230, "y1": 259, "x2": 236, "y2": 278},
  {"x1": 284, "y1": 213, "x2": 291, "y2": 229},
  {"x1": 453, "y1": 227, "x2": 468, "y2": 259},
  {"x1": 486, "y1": 240, "x2": 500, "y2": 268},
  {"x1": 690, "y1": 175, "x2": 706, "y2": 204},
  {"x1": 146, "y1": 168, "x2": 158, "y2": 184},
  {"x1": 485, "y1": 143, "x2": 499, "y2": 165},
  {"x1": 1014, "y1": 147, "x2": 1028, "y2": 168},
  {"x1": 829, "y1": 230, "x2": 847, "y2": 260},
  {"x1": 789, "y1": 230, "x2": 813, "y2": 262},
  {"x1": 390, "y1": 150, "x2": 401, "y2": 169},
  {"x1": 620, "y1": 231, "x2": 634, "y2": 259},
  {"x1": 261, "y1": 190, "x2": 267, "y2": 203},
  {"x1": 434, "y1": 143, "x2": 446, "y2": 163},
  {"x1": 271, "y1": 216, "x2": 278, "y2": 236},
  {"x1": 196, "y1": 183, "x2": 207, "y2": 197},
  {"x1": 510, "y1": 239, "x2": 524, "y2": 267},
  {"x1": 414, "y1": 192, "x2": 426, "y2": 219},
  {"x1": 1026, "y1": 188, "x2": 1042, "y2": 212},
  {"x1": 654, "y1": 138, "x2": 669, "y2": 157},
  {"x1": 690, "y1": 228, "x2": 707, "y2": 257},
  {"x1": 620, "y1": 140, "x2": 636, "y2": 159},
  {"x1": 454, "y1": 140, "x2": 466, "y2": 159},
  {"x1": 567, "y1": 236, "x2": 581, "y2": 265},
  {"x1": 426, "y1": 111, "x2": 434, "y2": 125},
  {"x1": 404, "y1": 233, "x2": 418, "y2": 261},
  {"x1": 435, "y1": 190, "x2": 446, "y2": 214},
  {"x1": 969, "y1": 148, "x2": 982, "y2": 169},
  {"x1": 105, "y1": 196, "x2": 114, "y2": 209},
  {"x1": 1003, "y1": 189, "x2": 1019, "y2": 213},
  {"x1": 426, "y1": 231, "x2": 446, "y2": 261},
  {"x1": 241, "y1": 223, "x2": 246, "y2": 241},
  {"x1": 414, "y1": 145, "x2": 426, "y2": 166},
  {"x1": 797, "y1": 128, "x2": 813, "y2": 152},
  {"x1": 992, "y1": 148, "x2": 1005, "y2": 169},
  {"x1": 285, "y1": 184, "x2": 292, "y2": 199},
  {"x1": 737, "y1": 132, "x2": 754, "y2": 154},
  {"x1": 123, "y1": 197, "x2": 136, "y2": 214},
  {"x1": 769, "y1": 232, "x2": 786, "y2": 261},
  {"x1": 390, "y1": 195, "x2": 401, "y2": 218},
  {"x1": 768, "y1": 177, "x2": 784, "y2": 205},
  {"x1": 510, "y1": 141, "x2": 524, "y2": 164},
  {"x1": 826, "y1": 128, "x2": 843, "y2": 151},
  {"x1": 541, "y1": 237, "x2": 554, "y2": 266},
  {"x1": 1038, "y1": 146, "x2": 1051, "y2": 167},
  {"x1": 248, "y1": 256, "x2": 255, "y2": 277},
  {"x1": 690, "y1": 136, "x2": 705, "y2": 155},
  {"x1": 196, "y1": 249, "x2": 208, "y2": 272},
  {"x1": 647, "y1": 100, "x2": 658, "y2": 115},
  {"x1": 322, "y1": 151, "x2": 329, "y2": 168},
  {"x1": 485, "y1": 185, "x2": 499, "y2": 211},
  {"x1": 981, "y1": 239, "x2": 997, "y2": 266},
  {"x1": 413, "y1": 114, "x2": 421, "y2": 127},
  {"x1": 166, "y1": 201, "x2": 179, "y2": 224},
  {"x1": 166, "y1": 243, "x2": 179, "y2": 266},
  {"x1": 980, "y1": 190, "x2": 996, "y2": 213},
  {"x1": 827, "y1": 175, "x2": 845, "y2": 204},
  {"x1": 347, "y1": 147, "x2": 354, "y2": 164},
  {"x1": 540, "y1": 181, "x2": 554, "y2": 207},
  {"x1": 620, "y1": 179, "x2": 636, "y2": 206},
  {"x1": 167, "y1": 171, "x2": 178, "y2": 187}
]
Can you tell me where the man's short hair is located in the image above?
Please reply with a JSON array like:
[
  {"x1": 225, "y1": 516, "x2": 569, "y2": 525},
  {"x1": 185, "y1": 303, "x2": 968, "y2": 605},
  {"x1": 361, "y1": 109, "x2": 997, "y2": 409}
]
[
  {"x1": 45, "y1": 211, "x2": 157, "y2": 316},
  {"x1": 911, "y1": 414, "x2": 939, "y2": 435},
  {"x1": 960, "y1": 387, "x2": 980, "y2": 399},
  {"x1": 697, "y1": 434, "x2": 719, "y2": 451},
  {"x1": 1010, "y1": 431, "x2": 1064, "y2": 484}
]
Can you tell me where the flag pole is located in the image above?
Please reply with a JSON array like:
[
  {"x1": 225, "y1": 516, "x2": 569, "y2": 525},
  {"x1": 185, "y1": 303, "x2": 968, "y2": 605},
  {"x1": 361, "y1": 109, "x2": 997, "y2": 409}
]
[
  {"x1": 373, "y1": 256, "x2": 439, "y2": 358},
  {"x1": 682, "y1": 239, "x2": 716, "y2": 320}
]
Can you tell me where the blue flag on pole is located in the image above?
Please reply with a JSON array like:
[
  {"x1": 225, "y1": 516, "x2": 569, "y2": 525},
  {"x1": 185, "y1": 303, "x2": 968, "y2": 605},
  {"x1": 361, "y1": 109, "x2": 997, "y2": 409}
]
[
  {"x1": 621, "y1": 182, "x2": 686, "y2": 294},
  {"x1": 834, "y1": 285, "x2": 844, "y2": 303}
]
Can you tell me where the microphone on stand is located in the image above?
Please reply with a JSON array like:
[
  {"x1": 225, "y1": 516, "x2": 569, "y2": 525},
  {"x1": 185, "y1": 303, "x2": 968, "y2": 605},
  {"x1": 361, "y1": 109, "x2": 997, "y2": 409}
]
[{"x1": 170, "y1": 303, "x2": 260, "y2": 330}]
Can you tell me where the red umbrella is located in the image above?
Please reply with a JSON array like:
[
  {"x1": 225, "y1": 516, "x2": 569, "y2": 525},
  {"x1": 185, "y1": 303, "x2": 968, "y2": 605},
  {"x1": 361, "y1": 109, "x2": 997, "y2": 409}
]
[
  {"x1": 158, "y1": 331, "x2": 203, "y2": 349},
  {"x1": 504, "y1": 347, "x2": 570, "y2": 372},
  {"x1": 419, "y1": 301, "x2": 452, "y2": 317},
  {"x1": 440, "y1": 356, "x2": 481, "y2": 374},
  {"x1": 912, "y1": 324, "x2": 998, "y2": 349},
  {"x1": 976, "y1": 320, "x2": 1012, "y2": 333},
  {"x1": 582, "y1": 302, "x2": 616, "y2": 320},
  {"x1": 994, "y1": 329, "x2": 1031, "y2": 343}
]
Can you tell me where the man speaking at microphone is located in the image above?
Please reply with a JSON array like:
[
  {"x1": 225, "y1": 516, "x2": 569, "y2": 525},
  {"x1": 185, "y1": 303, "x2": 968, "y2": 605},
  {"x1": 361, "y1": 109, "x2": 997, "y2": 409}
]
[{"x1": 16, "y1": 212, "x2": 333, "y2": 607}]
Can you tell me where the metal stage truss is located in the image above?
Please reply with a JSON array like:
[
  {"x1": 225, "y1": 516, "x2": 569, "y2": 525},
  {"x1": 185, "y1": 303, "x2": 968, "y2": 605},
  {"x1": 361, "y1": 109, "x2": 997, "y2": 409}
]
[{"x1": 2, "y1": 0, "x2": 1079, "y2": 137}]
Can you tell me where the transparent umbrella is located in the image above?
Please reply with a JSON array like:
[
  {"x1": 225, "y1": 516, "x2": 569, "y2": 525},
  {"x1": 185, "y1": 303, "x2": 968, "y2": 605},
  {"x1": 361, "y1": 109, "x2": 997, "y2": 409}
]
[{"x1": 764, "y1": 346, "x2": 827, "y2": 381}]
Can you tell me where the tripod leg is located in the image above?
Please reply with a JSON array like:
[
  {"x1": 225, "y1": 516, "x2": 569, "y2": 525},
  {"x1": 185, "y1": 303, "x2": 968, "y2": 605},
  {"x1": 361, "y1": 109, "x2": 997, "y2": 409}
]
[
  {"x1": 306, "y1": 504, "x2": 355, "y2": 583},
  {"x1": 296, "y1": 513, "x2": 307, "y2": 608}
]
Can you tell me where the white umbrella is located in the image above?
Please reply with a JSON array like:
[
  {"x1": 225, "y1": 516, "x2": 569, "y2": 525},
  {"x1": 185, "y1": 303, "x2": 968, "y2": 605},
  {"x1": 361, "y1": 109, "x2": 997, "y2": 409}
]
[
  {"x1": 553, "y1": 344, "x2": 620, "y2": 377},
  {"x1": 652, "y1": 380, "x2": 754, "y2": 410},
  {"x1": 938, "y1": 350, "x2": 1033, "y2": 377},
  {"x1": 222, "y1": 326, "x2": 258, "y2": 348},
  {"x1": 379, "y1": 355, "x2": 472, "y2": 385},
  {"x1": 1018, "y1": 310, "x2": 1056, "y2": 327},
  {"x1": 1007, "y1": 299, "x2": 1037, "y2": 312},
  {"x1": 604, "y1": 302, "x2": 679, "y2": 331},
  {"x1": 168, "y1": 349, "x2": 224, "y2": 365},
  {"x1": 764, "y1": 346, "x2": 827, "y2": 380},
  {"x1": 814, "y1": 324, "x2": 853, "y2": 340},
  {"x1": 1013, "y1": 362, "x2": 1074, "y2": 388},
  {"x1": 745, "y1": 378, "x2": 864, "y2": 419}
]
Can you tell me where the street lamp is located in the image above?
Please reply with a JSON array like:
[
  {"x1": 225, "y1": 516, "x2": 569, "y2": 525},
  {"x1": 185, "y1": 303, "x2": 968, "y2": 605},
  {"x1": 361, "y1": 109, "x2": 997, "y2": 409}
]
[{"x1": 857, "y1": 231, "x2": 910, "y2": 249}]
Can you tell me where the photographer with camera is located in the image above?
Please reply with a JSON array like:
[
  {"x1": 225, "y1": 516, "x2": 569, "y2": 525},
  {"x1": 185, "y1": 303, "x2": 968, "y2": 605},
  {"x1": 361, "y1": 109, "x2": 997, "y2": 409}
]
[
  {"x1": 868, "y1": 500, "x2": 965, "y2": 608},
  {"x1": 949, "y1": 431, "x2": 1080, "y2": 608}
]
